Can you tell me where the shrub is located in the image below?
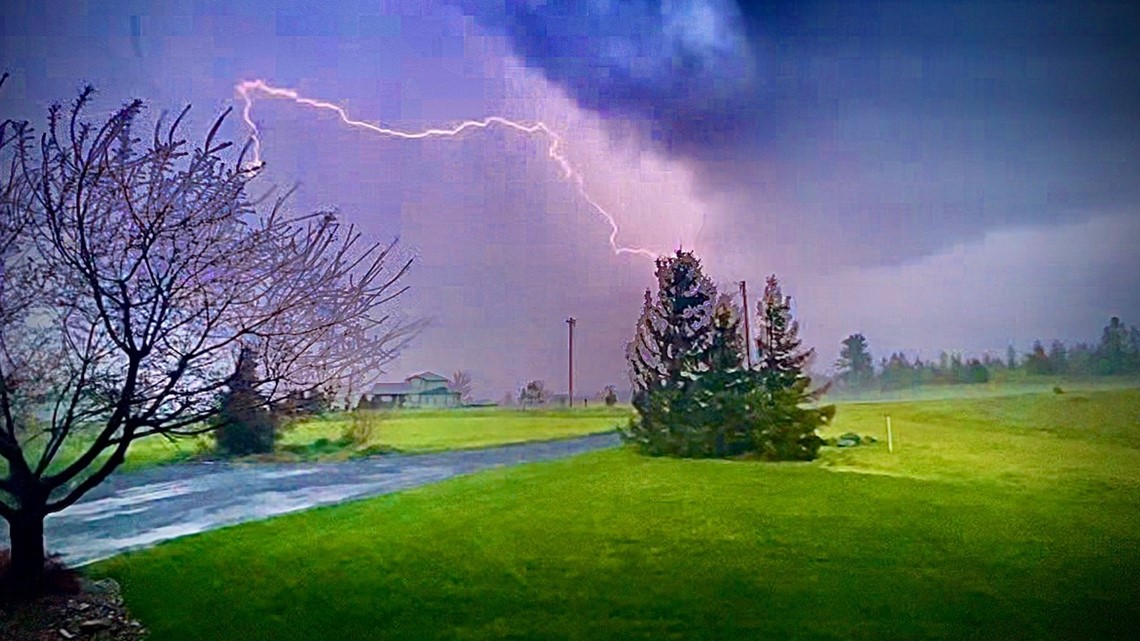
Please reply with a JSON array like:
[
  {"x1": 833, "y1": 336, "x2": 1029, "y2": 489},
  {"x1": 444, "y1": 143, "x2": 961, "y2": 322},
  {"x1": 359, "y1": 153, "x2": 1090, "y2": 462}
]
[
  {"x1": 343, "y1": 410, "x2": 382, "y2": 447},
  {"x1": 213, "y1": 348, "x2": 277, "y2": 456},
  {"x1": 604, "y1": 385, "x2": 618, "y2": 407},
  {"x1": 214, "y1": 391, "x2": 277, "y2": 456}
]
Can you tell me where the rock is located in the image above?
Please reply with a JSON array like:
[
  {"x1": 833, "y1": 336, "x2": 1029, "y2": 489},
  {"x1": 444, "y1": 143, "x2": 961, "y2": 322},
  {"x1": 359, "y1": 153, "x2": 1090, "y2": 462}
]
[
  {"x1": 863, "y1": 435, "x2": 878, "y2": 444},
  {"x1": 79, "y1": 618, "x2": 112, "y2": 632},
  {"x1": 836, "y1": 431, "x2": 862, "y2": 447},
  {"x1": 3, "y1": 577, "x2": 147, "y2": 641},
  {"x1": 81, "y1": 579, "x2": 121, "y2": 597}
]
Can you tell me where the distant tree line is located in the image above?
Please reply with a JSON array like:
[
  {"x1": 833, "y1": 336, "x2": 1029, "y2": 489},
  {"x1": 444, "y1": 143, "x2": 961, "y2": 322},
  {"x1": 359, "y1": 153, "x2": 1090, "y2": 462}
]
[
  {"x1": 623, "y1": 251, "x2": 833, "y2": 460},
  {"x1": 832, "y1": 316, "x2": 1140, "y2": 392}
]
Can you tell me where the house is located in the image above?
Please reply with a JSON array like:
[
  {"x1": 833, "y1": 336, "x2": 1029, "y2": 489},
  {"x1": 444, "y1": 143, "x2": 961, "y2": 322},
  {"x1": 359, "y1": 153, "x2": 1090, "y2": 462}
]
[{"x1": 364, "y1": 371, "x2": 462, "y2": 409}]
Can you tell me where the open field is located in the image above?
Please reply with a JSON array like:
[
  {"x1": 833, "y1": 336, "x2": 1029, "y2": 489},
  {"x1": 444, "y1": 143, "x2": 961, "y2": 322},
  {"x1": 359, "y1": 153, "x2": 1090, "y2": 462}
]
[
  {"x1": 823, "y1": 374, "x2": 1140, "y2": 403},
  {"x1": 93, "y1": 387, "x2": 1140, "y2": 640},
  {"x1": 4, "y1": 406, "x2": 633, "y2": 476},
  {"x1": 23, "y1": 378, "x2": 1138, "y2": 475},
  {"x1": 277, "y1": 405, "x2": 632, "y2": 456}
]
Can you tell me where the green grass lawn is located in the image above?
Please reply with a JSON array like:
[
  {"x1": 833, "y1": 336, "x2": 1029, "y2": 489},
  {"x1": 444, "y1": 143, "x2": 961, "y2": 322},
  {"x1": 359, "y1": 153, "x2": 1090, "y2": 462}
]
[
  {"x1": 277, "y1": 405, "x2": 631, "y2": 455},
  {"x1": 94, "y1": 388, "x2": 1140, "y2": 640},
  {"x1": 3, "y1": 406, "x2": 632, "y2": 476}
]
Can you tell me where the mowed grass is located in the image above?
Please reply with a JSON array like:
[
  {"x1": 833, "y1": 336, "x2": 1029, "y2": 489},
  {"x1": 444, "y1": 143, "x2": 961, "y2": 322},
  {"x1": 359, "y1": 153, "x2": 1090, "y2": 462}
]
[
  {"x1": 278, "y1": 406, "x2": 630, "y2": 455},
  {"x1": 94, "y1": 388, "x2": 1140, "y2": 640},
  {"x1": 3, "y1": 406, "x2": 631, "y2": 476}
]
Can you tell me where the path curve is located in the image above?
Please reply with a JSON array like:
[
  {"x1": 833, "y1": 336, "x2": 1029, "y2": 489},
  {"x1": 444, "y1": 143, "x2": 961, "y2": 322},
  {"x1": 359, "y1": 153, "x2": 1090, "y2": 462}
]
[{"x1": 2, "y1": 432, "x2": 621, "y2": 567}]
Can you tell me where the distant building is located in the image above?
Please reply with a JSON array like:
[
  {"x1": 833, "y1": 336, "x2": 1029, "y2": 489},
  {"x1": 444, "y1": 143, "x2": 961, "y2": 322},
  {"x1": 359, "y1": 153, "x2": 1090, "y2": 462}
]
[{"x1": 364, "y1": 372, "x2": 462, "y2": 409}]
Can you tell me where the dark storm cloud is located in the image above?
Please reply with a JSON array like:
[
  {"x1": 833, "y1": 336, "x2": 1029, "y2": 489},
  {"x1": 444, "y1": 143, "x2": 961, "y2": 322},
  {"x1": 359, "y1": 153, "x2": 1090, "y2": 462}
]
[
  {"x1": 456, "y1": 0, "x2": 1140, "y2": 263},
  {"x1": 457, "y1": 1, "x2": 1140, "y2": 155},
  {"x1": 453, "y1": 0, "x2": 762, "y2": 153}
]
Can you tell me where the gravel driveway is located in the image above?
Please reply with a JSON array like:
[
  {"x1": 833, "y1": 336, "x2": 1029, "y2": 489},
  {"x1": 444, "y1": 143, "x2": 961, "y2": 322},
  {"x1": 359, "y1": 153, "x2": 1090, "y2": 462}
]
[{"x1": 1, "y1": 432, "x2": 621, "y2": 567}]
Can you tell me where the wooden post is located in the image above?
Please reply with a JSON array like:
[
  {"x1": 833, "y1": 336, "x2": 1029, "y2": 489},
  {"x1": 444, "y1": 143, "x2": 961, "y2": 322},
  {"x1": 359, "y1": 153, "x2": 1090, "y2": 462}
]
[
  {"x1": 887, "y1": 415, "x2": 893, "y2": 453},
  {"x1": 566, "y1": 317, "x2": 576, "y2": 408}
]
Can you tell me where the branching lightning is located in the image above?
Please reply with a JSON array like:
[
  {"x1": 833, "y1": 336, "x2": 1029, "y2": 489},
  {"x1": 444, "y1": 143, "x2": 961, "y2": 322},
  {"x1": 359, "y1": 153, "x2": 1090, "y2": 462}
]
[{"x1": 235, "y1": 79, "x2": 659, "y2": 260}]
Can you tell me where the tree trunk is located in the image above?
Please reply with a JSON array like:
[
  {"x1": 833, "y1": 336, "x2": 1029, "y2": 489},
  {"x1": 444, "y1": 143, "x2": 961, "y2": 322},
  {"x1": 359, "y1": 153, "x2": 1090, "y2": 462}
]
[{"x1": 5, "y1": 509, "x2": 47, "y2": 597}]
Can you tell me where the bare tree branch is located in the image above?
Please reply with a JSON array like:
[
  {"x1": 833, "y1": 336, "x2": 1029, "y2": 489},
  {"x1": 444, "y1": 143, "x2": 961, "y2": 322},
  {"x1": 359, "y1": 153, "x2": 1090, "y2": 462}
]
[{"x1": 0, "y1": 88, "x2": 420, "y2": 572}]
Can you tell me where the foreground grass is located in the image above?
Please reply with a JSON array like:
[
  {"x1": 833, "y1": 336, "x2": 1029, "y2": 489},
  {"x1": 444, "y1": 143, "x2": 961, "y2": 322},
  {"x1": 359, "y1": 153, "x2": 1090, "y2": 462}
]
[{"x1": 95, "y1": 388, "x2": 1140, "y2": 640}]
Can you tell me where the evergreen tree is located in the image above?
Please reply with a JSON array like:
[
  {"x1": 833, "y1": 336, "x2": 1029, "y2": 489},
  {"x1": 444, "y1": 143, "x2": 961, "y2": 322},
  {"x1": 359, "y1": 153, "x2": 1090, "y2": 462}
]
[
  {"x1": 755, "y1": 275, "x2": 814, "y2": 390},
  {"x1": 624, "y1": 261, "x2": 833, "y2": 461},
  {"x1": 688, "y1": 294, "x2": 752, "y2": 457},
  {"x1": 214, "y1": 347, "x2": 278, "y2": 456},
  {"x1": 623, "y1": 250, "x2": 718, "y2": 452},
  {"x1": 625, "y1": 249, "x2": 717, "y2": 405},
  {"x1": 709, "y1": 293, "x2": 745, "y2": 372},
  {"x1": 747, "y1": 375, "x2": 834, "y2": 461},
  {"x1": 1025, "y1": 340, "x2": 1052, "y2": 375},
  {"x1": 746, "y1": 274, "x2": 832, "y2": 459},
  {"x1": 627, "y1": 289, "x2": 664, "y2": 398},
  {"x1": 1048, "y1": 340, "x2": 1068, "y2": 374},
  {"x1": 964, "y1": 358, "x2": 990, "y2": 384},
  {"x1": 837, "y1": 334, "x2": 874, "y2": 388},
  {"x1": 1096, "y1": 316, "x2": 1137, "y2": 375},
  {"x1": 1006, "y1": 344, "x2": 1018, "y2": 370}
]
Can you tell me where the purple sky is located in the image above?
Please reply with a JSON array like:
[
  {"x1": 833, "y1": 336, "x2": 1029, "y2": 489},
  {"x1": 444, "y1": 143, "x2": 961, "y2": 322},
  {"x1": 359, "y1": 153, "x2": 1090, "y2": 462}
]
[{"x1": 3, "y1": 0, "x2": 1138, "y2": 399}]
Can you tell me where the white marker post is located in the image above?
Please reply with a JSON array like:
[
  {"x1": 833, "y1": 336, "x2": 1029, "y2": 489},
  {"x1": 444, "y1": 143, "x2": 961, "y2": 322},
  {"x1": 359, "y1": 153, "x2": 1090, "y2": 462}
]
[{"x1": 887, "y1": 415, "x2": 894, "y2": 453}]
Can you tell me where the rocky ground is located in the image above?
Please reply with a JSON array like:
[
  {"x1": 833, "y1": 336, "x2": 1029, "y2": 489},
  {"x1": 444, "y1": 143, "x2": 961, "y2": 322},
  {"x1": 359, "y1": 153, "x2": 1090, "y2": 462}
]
[{"x1": 0, "y1": 578, "x2": 148, "y2": 641}]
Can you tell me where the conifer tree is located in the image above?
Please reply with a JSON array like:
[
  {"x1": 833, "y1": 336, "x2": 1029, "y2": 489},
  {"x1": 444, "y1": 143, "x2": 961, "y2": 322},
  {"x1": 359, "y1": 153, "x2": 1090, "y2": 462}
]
[
  {"x1": 837, "y1": 333, "x2": 874, "y2": 388},
  {"x1": 625, "y1": 249, "x2": 717, "y2": 397},
  {"x1": 627, "y1": 289, "x2": 664, "y2": 398},
  {"x1": 708, "y1": 293, "x2": 745, "y2": 372},
  {"x1": 623, "y1": 250, "x2": 718, "y2": 452},
  {"x1": 215, "y1": 347, "x2": 278, "y2": 456},
  {"x1": 755, "y1": 275, "x2": 814, "y2": 390}
]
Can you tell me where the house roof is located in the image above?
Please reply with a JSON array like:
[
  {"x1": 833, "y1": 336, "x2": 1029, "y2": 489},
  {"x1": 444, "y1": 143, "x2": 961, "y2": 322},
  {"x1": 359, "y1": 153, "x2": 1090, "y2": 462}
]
[
  {"x1": 370, "y1": 382, "x2": 416, "y2": 395},
  {"x1": 370, "y1": 382, "x2": 460, "y2": 396},
  {"x1": 407, "y1": 371, "x2": 449, "y2": 382}
]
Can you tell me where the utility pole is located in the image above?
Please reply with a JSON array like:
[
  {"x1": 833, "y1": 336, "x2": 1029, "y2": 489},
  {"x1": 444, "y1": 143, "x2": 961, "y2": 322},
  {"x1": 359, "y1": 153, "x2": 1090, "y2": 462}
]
[
  {"x1": 739, "y1": 281, "x2": 752, "y2": 369},
  {"x1": 566, "y1": 317, "x2": 576, "y2": 408}
]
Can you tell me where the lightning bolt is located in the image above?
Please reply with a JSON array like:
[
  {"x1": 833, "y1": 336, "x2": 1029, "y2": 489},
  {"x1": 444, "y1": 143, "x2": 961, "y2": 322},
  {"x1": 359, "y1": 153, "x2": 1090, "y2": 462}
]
[{"x1": 235, "y1": 79, "x2": 659, "y2": 260}]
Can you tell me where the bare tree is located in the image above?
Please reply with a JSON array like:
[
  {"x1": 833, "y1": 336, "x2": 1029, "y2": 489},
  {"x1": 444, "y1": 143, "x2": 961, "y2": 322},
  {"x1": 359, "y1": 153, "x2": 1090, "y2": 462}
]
[
  {"x1": 0, "y1": 84, "x2": 419, "y2": 595},
  {"x1": 450, "y1": 370, "x2": 474, "y2": 404}
]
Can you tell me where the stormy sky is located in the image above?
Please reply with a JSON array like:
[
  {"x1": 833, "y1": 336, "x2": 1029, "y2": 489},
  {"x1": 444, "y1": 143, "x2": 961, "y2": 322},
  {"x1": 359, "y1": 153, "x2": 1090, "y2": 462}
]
[{"x1": 2, "y1": 0, "x2": 1138, "y2": 399}]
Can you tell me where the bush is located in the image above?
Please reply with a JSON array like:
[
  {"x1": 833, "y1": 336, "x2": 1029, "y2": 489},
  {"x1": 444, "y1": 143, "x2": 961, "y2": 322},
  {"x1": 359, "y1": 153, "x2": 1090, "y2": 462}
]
[
  {"x1": 343, "y1": 410, "x2": 382, "y2": 447},
  {"x1": 213, "y1": 348, "x2": 278, "y2": 456},
  {"x1": 604, "y1": 386, "x2": 618, "y2": 407},
  {"x1": 214, "y1": 390, "x2": 277, "y2": 456}
]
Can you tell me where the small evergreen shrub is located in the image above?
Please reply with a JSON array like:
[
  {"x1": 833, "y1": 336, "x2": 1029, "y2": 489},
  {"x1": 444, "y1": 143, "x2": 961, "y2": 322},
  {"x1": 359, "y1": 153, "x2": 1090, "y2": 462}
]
[{"x1": 213, "y1": 348, "x2": 278, "y2": 456}]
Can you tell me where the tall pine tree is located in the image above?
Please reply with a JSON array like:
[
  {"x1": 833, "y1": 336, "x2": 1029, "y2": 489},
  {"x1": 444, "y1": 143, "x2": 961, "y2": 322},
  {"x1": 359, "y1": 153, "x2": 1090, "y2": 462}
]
[
  {"x1": 747, "y1": 275, "x2": 831, "y2": 460},
  {"x1": 624, "y1": 250, "x2": 718, "y2": 454},
  {"x1": 755, "y1": 275, "x2": 814, "y2": 390},
  {"x1": 625, "y1": 249, "x2": 717, "y2": 396}
]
